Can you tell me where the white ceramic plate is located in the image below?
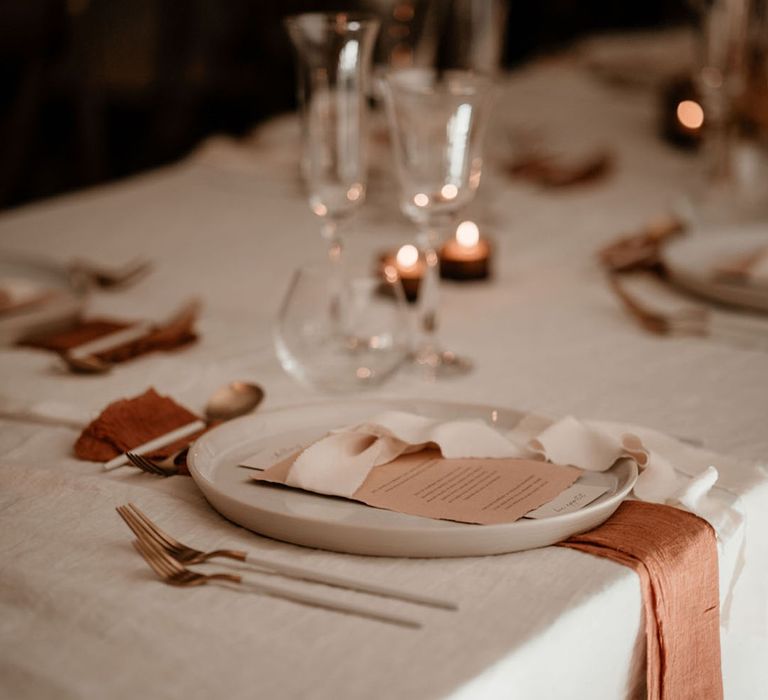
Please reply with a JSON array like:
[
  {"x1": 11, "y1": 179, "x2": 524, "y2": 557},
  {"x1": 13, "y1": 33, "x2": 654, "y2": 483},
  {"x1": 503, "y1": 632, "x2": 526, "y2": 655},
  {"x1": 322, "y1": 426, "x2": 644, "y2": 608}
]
[
  {"x1": 188, "y1": 399, "x2": 637, "y2": 558},
  {"x1": 662, "y1": 227, "x2": 768, "y2": 312},
  {"x1": 0, "y1": 251, "x2": 87, "y2": 345}
]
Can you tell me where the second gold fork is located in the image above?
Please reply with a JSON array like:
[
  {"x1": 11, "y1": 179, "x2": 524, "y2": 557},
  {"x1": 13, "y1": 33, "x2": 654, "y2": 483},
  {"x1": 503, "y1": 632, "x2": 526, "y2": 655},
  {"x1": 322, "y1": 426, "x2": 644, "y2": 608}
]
[
  {"x1": 131, "y1": 537, "x2": 421, "y2": 628},
  {"x1": 116, "y1": 503, "x2": 457, "y2": 610}
]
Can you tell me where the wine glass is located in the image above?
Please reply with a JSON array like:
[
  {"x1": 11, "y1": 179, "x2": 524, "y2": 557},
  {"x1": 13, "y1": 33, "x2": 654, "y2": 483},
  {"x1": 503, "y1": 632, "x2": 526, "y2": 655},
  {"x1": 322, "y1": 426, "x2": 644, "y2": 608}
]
[
  {"x1": 688, "y1": 0, "x2": 768, "y2": 223},
  {"x1": 383, "y1": 68, "x2": 493, "y2": 376},
  {"x1": 284, "y1": 13, "x2": 380, "y2": 258}
]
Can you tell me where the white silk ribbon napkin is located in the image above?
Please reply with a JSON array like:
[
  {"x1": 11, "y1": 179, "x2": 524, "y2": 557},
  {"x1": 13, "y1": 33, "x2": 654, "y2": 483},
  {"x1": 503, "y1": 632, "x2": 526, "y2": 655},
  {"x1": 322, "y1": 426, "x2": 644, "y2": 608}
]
[
  {"x1": 285, "y1": 410, "x2": 738, "y2": 537},
  {"x1": 286, "y1": 412, "x2": 519, "y2": 496}
]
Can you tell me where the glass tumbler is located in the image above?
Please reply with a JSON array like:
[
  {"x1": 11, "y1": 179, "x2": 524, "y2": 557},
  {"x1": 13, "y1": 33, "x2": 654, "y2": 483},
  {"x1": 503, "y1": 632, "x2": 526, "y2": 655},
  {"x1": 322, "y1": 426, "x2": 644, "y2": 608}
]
[{"x1": 275, "y1": 261, "x2": 410, "y2": 392}]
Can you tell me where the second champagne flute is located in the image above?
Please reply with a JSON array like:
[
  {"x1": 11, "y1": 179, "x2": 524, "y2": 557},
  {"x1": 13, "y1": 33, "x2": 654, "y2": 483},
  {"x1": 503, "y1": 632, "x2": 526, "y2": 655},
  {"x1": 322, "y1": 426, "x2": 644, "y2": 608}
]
[{"x1": 383, "y1": 68, "x2": 493, "y2": 376}]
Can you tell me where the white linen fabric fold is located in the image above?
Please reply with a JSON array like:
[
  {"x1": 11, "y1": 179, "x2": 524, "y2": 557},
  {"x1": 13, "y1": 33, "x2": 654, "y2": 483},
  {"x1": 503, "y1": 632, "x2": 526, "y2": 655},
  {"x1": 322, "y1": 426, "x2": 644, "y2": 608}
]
[
  {"x1": 286, "y1": 411, "x2": 520, "y2": 496},
  {"x1": 285, "y1": 410, "x2": 738, "y2": 536}
]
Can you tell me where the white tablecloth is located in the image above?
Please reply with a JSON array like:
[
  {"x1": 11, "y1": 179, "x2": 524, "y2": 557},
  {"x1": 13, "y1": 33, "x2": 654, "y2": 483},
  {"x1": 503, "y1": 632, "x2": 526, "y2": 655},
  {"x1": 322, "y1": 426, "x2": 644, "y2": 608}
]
[{"x1": 1, "y1": 48, "x2": 767, "y2": 700}]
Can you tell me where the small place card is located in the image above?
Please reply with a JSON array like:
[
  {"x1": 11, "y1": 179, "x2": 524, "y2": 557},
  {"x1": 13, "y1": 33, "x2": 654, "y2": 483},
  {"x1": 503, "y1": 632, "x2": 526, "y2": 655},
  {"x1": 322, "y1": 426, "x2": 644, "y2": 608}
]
[
  {"x1": 250, "y1": 449, "x2": 581, "y2": 526},
  {"x1": 524, "y1": 482, "x2": 611, "y2": 519},
  {"x1": 239, "y1": 429, "x2": 322, "y2": 471}
]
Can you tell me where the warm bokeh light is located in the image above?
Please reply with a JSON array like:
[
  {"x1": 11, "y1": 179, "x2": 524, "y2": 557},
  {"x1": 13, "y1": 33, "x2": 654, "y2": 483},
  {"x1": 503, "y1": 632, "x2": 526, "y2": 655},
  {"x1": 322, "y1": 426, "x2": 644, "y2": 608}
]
[
  {"x1": 393, "y1": 2, "x2": 415, "y2": 21},
  {"x1": 383, "y1": 263, "x2": 399, "y2": 283},
  {"x1": 701, "y1": 67, "x2": 723, "y2": 89},
  {"x1": 413, "y1": 193, "x2": 429, "y2": 207},
  {"x1": 456, "y1": 220, "x2": 480, "y2": 248},
  {"x1": 440, "y1": 184, "x2": 458, "y2": 200},
  {"x1": 346, "y1": 184, "x2": 363, "y2": 201},
  {"x1": 312, "y1": 202, "x2": 328, "y2": 216},
  {"x1": 396, "y1": 244, "x2": 419, "y2": 268},
  {"x1": 677, "y1": 100, "x2": 704, "y2": 129}
]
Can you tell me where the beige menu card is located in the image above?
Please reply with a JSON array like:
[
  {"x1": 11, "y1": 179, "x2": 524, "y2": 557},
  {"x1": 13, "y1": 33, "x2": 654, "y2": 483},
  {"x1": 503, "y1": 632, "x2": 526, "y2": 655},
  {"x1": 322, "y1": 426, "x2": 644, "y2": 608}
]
[{"x1": 252, "y1": 450, "x2": 581, "y2": 525}]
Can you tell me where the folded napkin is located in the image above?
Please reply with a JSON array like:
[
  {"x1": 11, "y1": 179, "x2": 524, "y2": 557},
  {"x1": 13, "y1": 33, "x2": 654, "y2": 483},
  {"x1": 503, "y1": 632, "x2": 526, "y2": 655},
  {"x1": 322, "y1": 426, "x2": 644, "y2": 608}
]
[
  {"x1": 607, "y1": 271, "x2": 768, "y2": 352},
  {"x1": 19, "y1": 309, "x2": 198, "y2": 364},
  {"x1": 282, "y1": 411, "x2": 737, "y2": 535},
  {"x1": 75, "y1": 388, "x2": 204, "y2": 473},
  {"x1": 598, "y1": 216, "x2": 686, "y2": 273},
  {"x1": 506, "y1": 149, "x2": 613, "y2": 188},
  {"x1": 561, "y1": 501, "x2": 722, "y2": 700}
]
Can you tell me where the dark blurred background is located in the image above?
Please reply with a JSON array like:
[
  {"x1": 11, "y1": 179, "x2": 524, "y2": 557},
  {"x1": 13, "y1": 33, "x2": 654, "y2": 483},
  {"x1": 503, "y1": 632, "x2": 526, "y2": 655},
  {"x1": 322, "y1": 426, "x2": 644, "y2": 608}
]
[{"x1": 0, "y1": 0, "x2": 689, "y2": 211}]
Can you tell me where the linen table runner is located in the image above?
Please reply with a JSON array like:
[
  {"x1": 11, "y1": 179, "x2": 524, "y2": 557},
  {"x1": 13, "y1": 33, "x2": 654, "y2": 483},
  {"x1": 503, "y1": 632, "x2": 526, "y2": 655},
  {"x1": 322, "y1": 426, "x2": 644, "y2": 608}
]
[{"x1": 560, "y1": 501, "x2": 722, "y2": 700}]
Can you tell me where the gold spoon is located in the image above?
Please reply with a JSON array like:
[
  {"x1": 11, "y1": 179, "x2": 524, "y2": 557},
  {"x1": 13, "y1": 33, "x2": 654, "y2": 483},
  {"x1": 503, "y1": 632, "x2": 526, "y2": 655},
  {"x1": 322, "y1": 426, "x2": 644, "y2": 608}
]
[{"x1": 204, "y1": 381, "x2": 264, "y2": 421}]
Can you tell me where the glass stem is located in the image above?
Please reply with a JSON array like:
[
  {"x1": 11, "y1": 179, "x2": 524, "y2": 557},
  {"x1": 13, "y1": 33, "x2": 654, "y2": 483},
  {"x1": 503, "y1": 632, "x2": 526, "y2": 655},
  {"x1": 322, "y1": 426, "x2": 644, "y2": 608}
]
[
  {"x1": 321, "y1": 219, "x2": 342, "y2": 262},
  {"x1": 414, "y1": 225, "x2": 441, "y2": 365},
  {"x1": 322, "y1": 218, "x2": 344, "y2": 333}
]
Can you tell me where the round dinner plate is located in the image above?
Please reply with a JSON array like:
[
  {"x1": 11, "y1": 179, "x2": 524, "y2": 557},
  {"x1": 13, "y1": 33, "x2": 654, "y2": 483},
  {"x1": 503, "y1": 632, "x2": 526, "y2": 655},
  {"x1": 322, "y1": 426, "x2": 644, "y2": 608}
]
[
  {"x1": 188, "y1": 399, "x2": 637, "y2": 558},
  {"x1": 0, "y1": 251, "x2": 87, "y2": 345},
  {"x1": 662, "y1": 226, "x2": 768, "y2": 312}
]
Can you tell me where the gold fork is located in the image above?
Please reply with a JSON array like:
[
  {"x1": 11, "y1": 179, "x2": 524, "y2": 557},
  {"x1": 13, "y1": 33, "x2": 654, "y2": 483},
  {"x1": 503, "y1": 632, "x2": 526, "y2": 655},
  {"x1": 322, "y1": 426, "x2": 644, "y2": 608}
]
[
  {"x1": 131, "y1": 536, "x2": 421, "y2": 628},
  {"x1": 607, "y1": 272, "x2": 768, "y2": 350},
  {"x1": 117, "y1": 503, "x2": 457, "y2": 610},
  {"x1": 126, "y1": 451, "x2": 186, "y2": 477},
  {"x1": 607, "y1": 273, "x2": 706, "y2": 336}
]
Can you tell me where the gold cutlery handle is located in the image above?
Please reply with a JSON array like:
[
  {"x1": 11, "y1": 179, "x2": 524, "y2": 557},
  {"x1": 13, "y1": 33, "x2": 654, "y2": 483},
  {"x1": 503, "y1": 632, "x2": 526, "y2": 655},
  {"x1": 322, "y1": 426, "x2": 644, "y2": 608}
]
[
  {"x1": 226, "y1": 578, "x2": 421, "y2": 629},
  {"x1": 243, "y1": 553, "x2": 457, "y2": 611}
]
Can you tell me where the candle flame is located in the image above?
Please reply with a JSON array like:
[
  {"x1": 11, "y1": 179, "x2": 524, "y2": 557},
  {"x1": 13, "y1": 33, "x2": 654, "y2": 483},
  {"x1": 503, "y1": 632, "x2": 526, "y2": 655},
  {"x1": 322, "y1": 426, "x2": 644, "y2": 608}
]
[
  {"x1": 677, "y1": 100, "x2": 704, "y2": 129},
  {"x1": 396, "y1": 244, "x2": 419, "y2": 268},
  {"x1": 456, "y1": 220, "x2": 480, "y2": 248}
]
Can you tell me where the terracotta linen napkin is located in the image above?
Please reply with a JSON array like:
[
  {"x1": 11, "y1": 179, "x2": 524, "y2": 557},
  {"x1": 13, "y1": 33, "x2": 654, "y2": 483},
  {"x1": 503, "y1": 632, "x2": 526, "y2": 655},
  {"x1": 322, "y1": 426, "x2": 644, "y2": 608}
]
[
  {"x1": 19, "y1": 311, "x2": 197, "y2": 364},
  {"x1": 507, "y1": 149, "x2": 614, "y2": 188},
  {"x1": 75, "y1": 388, "x2": 205, "y2": 473},
  {"x1": 560, "y1": 501, "x2": 722, "y2": 700},
  {"x1": 597, "y1": 216, "x2": 686, "y2": 273}
]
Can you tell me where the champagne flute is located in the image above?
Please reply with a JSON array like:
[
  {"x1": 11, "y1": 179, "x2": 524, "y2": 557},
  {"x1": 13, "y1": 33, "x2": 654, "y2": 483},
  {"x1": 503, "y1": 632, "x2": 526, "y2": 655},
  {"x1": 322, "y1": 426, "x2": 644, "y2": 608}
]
[
  {"x1": 383, "y1": 68, "x2": 493, "y2": 376},
  {"x1": 284, "y1": 12, "x2": 380, "y2": 258}
]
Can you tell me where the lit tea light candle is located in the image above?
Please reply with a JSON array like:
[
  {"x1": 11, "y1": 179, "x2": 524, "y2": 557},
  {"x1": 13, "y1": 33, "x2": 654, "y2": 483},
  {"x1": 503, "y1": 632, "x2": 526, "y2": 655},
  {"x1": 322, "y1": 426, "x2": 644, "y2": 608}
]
[
  {"x1": 378, "y1": 244, "x2": 424, "y2": 302},
  {"x1": 439, "y1": 220, "x2": 491, "y2": 280},
  {"x1": 660, "y1": 77, "x2": 704, "y2": 149},
  {"x1": 395, "y1": 244, "x2": 424, "y2": 301},
  {"x1": 397, "y1": 243, "x2": 420, "y2": 270}
]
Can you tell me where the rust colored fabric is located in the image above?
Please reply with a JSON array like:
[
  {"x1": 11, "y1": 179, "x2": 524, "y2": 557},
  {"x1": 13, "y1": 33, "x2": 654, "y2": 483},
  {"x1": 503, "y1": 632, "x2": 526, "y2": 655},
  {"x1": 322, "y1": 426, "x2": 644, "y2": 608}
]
[
  {"x1": 507, "y1": 150, "x2": 613, "y2": 188},
  {"x1": 560, "y1": 501, "x2": 722, "y2": 700},
  {"x1": 19, "y1": 315, "x2": 197, "y2": 363},
  {"x1": 74, "y1": 388, "x2": 205, "y2": 474}
]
